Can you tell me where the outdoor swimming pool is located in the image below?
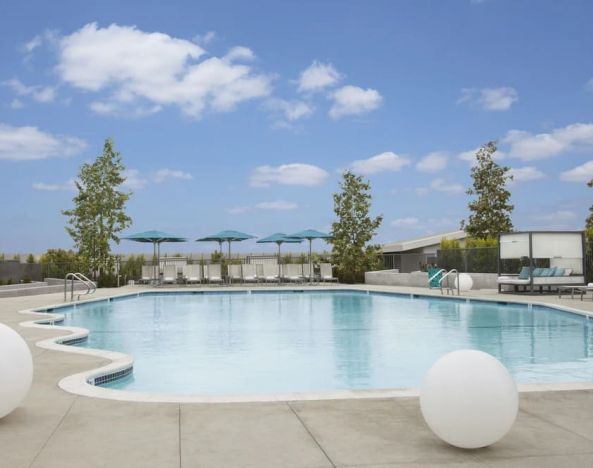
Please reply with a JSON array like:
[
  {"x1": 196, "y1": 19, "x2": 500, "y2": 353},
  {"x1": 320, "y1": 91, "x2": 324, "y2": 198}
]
[{"x1": 55, "y1": 290, "x2": 593, "y2": 396}]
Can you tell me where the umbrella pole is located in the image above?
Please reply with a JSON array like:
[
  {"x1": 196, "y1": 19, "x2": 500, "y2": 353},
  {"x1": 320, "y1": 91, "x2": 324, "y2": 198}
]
[
  {"x1": 309, "y1": 238, "x2": 313, "y2": 283},
  {"x1": 153, "y1": 242, "x2": 157, "y2": 286},
  {"x1": 228, "y1": 240, "x2": 232, "y2": 284},
  {"x1": 157, "y1": 242, "x2": 161, "y2": 286},
  {"x1": 278, "y1": 242, "x2": 281, "y2": 284}
]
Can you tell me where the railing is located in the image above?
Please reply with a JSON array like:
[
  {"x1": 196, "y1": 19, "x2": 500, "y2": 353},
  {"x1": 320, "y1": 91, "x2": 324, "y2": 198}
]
[
  {"x1": 439, "y1": 269, "x2": 460, "y2": 296},
  {"x1": 64, "y1": 272, "x2": 96, "y2": 302},
  {"x1": 428, "y1": 268, "x2": 446, "y2": 288}
]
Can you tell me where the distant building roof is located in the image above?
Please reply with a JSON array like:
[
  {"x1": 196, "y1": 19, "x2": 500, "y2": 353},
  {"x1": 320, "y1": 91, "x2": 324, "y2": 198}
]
[{"x1": 382, "y1": 230, "x2": 466, "y2": 253}]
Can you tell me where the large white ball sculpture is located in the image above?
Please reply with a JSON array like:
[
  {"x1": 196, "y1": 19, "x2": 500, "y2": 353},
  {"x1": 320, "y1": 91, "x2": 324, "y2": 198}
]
[
  {"x1": 420, "y1": 350, "x2": 518, "y2": 449},
  {"x1": 454, "y1": 273, "x2": 474, "y2": 292},
  {"x1": 0, "y1": 323, "x2": 33, "y2": 418}
]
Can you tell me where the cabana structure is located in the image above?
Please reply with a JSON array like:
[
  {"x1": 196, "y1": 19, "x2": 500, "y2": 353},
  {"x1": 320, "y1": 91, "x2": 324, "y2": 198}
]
[{"x1": 497, "y1": 231, "x2": 586, "y2": 293}]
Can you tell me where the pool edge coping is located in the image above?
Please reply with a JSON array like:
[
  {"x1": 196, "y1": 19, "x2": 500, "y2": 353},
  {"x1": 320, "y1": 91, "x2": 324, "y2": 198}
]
[{"x1": 17, "y1": 286, "x2": 593, "y2": 403}]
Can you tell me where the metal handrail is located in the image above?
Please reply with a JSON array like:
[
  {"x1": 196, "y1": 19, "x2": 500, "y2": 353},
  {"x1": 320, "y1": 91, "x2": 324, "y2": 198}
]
[
  {"x1": 428, "y1": 268, "x2": 446, "y2": 284},
  {"x1": 64, "y1": 272, "x2": 96, "y2": 301},
  {"x1": 439, "y1": 269, "x2": 460, "y2": 296}
]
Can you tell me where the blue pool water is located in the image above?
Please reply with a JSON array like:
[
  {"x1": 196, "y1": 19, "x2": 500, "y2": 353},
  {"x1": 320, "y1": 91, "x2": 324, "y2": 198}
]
[{"x1": 56, "y1": 291, "x2": 593, "y2": 395}]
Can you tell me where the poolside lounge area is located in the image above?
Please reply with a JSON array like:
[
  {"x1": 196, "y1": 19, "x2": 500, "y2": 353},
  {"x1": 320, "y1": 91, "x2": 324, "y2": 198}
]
[{"x1": 3, "y1": 285, "x2": 593, "y2": 467}]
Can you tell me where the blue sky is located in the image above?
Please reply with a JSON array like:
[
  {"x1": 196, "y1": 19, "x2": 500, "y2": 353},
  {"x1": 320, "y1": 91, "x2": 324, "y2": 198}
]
[{"x1": 1, "y1": 0, "x2": 593, "y2": 255}]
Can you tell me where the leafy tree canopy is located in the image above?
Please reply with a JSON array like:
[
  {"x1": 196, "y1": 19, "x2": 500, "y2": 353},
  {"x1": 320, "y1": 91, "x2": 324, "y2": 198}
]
[
  {"x1": 462, "y1": 141, "x2": 514, "y2": 239},
  {"x1": 62, "y1": 138, "x2": 132, "y2": 278},
  {"x1": 330, "y1": 171, "x2": 383, "y2": 283}
]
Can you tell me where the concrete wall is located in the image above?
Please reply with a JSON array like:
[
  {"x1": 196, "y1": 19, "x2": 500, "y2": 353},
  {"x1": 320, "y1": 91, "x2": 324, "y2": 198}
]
[
  {"x1": 0, "y1": 279, "x2": 90, "y2": 298},
  {"x1": 365, "y1": 269, "x2": 498, "y2": 290}
]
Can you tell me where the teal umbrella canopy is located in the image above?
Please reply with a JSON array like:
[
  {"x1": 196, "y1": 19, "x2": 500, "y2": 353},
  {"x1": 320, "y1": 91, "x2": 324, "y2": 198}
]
[
  {"x1": 257, "y1": 233, "x2": 302, "y2": 244},
  {"x1": 123, "y1": 230, "x2": 187, "y2": 243},
  {"x1": 197, "y1": 230, "x2": 256, "y2": 242},
  {"x1": 289, "y1": 229, "x2": 332, "y2": 240}
]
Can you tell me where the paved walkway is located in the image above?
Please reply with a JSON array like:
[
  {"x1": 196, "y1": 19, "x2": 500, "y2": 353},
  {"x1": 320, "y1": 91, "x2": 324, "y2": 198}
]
[{"x1": 2, "y1": 286, "x2": 593, "y2": 467}]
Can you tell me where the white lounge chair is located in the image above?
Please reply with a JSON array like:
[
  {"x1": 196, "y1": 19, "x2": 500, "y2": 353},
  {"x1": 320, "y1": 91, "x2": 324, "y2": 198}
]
[
  {"x1": 228, "y1": 264, "x2": 242, "y2": 283},
  {"x1": 242, "y1": 264, "x2": 259, "y2": 283},
  {"x1": 162, "y1": 265, "x2": 177, "y2": 284},
  {"x1": 183, "y1": 264, "x2": 202, "y2": 284},
  {"x1": 303, "y1": 263, "x2": 316, "y2": 282},
  {"x1": 205, "y1": 264, "x2": 223, "y2": 284},
  {"x1": 282, "y1": 264, "x2": 304, "y2": 283},
  {"x1": 261, "y1": 263, "x2": 279, "y2": 283},
  {"x1": 319, "y1": 263, "x2": 337, "y2": 282},
  {"x1": 140, "y1": 265, "x2": 155, "y2": 284}
]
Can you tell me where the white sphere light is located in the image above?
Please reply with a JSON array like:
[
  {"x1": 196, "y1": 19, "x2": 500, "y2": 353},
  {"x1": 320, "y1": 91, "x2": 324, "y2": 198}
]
[
  {"x1": 454, "y1": 273, "x2": 473, "y2": 291},
  {"x1": 0, "y1": 323, "x2": 33, "y2": 418},
  {"x1": 420, "y1": 350, "x2": 518, "y2": 449}
]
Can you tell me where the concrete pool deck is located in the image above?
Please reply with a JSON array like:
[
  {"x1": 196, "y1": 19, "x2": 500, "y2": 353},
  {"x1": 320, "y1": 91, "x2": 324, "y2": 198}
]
[{"x1": 2, "y1": 285, "x2": 593, "y2": 467}]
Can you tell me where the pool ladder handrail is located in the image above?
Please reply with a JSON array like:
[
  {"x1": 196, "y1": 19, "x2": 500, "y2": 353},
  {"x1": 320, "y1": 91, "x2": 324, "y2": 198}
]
[
  {"x1": 439, "y1": 269, "x2": 460, "y2": 296},
  {"x1": 428, "y1": 268, "x2": 446, "y2": 288},
  {"x1": 64, "y1": 272, "x2": 96, "y2": 302}
]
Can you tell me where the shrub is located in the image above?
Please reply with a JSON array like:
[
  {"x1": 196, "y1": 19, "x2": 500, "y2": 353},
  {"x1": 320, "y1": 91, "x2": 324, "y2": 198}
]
[
  {"x1": 26, "y1": 253, "x2": 36, "y2": 264},
  {"x1": 40, "y1": 249, "x2": 87, "y2": 279}
]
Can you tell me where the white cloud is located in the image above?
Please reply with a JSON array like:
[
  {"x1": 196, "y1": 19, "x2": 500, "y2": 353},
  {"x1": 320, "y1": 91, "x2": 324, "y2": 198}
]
[
  {"x1": 416, "y1": 151, "x2": 448, "y2": 172},
  {"x1": 419, "y1": 178, "x2": 464, "y2": 195},
  {"x1": 586, "y1": 78, "x2": 593, "y2": 91},
  {"x1": 509, "y1": 166, "x2": 545, "y2": 183},
  {"x1": 0, "y1": 123, "x2": 87, "y2": 161},
  {"x1": 560, "y1": 160, "x2": 593, "y2": 183},
  {"x1": 250, "y1": 163, "x2": 328, "y2": 187},
  {"x1": 266, "y1": 99, "x2": 314, "y2": 125},
  {"x1": 431, "y1": 178, "x2": 464, "y2": 194},
  {"x1": 122, "y1": 169, "x2": 148, "y2": 190},
  {"x1": 153, "y1": 168, "x2": 193, "y2": 183},
  {"x1": 193, "y1": 31, "x2": 216, "y2": 46},
  {"x1": 10, "y1": 99, "x2": 23, "y2": 109},
  {"x1": 351, "y1": 152, "x2": 410, "y2": 175},
  {"x1": 530, "y1": 210, "x2": 577, "y2": 222},
  {"x1": 391, "y1": 217, "x2": 419, "y2": 227},
  {"x1": 458, "y1": 147, "x2": 506, "y2": 165},
  {"x1": 57, "y1": 23, "x2": 272, "y2": 118},
  {"x1": 2, "y1": 78, "x2": 57, "y2": 103},
  {"x1": 255, "y1": 200, "x2": 298, "y2": 210},
  {"x1": 228, "y1": 206, "x2": 251, "y2": 214},
  {"x1": 297, "y1": 61, "x2": 341, "y2": 93},
  {"x1": 459, "y1": 87, "x2": 518, "y2": 111},
  {"x1": 504, "y1": 123, "x2": 593, "y2": 161},
  {"x1": 329, "y1": 85, "x2": 383, "y2": 119},
  {"x1": 32, "y1": 179, "x2": 76, "y2": 191},
  {"x1": 21, "y1": 30, "x2": 59, "y2": 54}
]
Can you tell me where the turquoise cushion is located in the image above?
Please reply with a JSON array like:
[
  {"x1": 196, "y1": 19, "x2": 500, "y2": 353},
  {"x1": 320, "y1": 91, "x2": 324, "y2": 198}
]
[
  {"x1": 541, "y1": 268, "x2": 556, "y2": 277},
  {"x1": 553, "y1": 268, "x2": 565, "y2": 277},
  {"x1": 518, "y1": 266, "x2": 530, "y2": 280},
  {"x1": 532, "y1": 268, "x2": 544, "y2": 277}
]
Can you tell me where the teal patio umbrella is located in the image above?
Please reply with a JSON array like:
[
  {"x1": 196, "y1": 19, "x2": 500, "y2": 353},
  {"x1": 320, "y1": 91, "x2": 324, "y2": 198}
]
[
  {"x1": 196, "y1": 230, "x2": 257, "y2": 260},
  {"x1": 288, "y1": 229, "x2": 332, "y2": 282},
  {"x1": 257, "y1": 233, "x2": 303, "y2": 279},
  {"x1": 123, "y1": 230, "x2": 187, "y2": 284}
]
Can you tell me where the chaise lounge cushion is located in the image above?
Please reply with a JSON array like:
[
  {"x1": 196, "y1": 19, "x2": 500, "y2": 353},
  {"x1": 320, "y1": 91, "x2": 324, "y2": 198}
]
[{"x1": 518, "y1": 267, "x2": 530, "y2": 280}]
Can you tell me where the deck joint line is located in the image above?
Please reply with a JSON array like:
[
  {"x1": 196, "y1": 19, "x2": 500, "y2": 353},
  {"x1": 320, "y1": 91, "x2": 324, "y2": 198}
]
[{"x1": 286, "y1": 401, "x2": 337, "y2": 468}]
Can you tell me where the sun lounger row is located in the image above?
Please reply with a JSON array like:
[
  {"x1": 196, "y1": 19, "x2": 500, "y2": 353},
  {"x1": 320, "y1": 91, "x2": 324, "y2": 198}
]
[{"x1": 139, "y1": 263, "x2": 337, "y2": 284}]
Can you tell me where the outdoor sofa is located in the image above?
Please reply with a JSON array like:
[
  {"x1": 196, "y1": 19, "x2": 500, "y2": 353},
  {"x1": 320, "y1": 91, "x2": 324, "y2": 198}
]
[{"x1": 497, "y1": 266, "x2": 584, "y2": 292}]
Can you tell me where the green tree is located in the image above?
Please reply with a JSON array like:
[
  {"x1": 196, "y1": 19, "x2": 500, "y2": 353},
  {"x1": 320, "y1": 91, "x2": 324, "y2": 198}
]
[
  {"x1": 463, "y1": 141, "x2": 514, "y2": 238},
  {"x1": 62, "y1": 138, "x2": 132, "y2": 279},
  {"x1": 330, "y1": 171, "x2": 383, "y2": 283},
  {"x1": 586, "y1": 178, "x2": 593, "y2": 230}
]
